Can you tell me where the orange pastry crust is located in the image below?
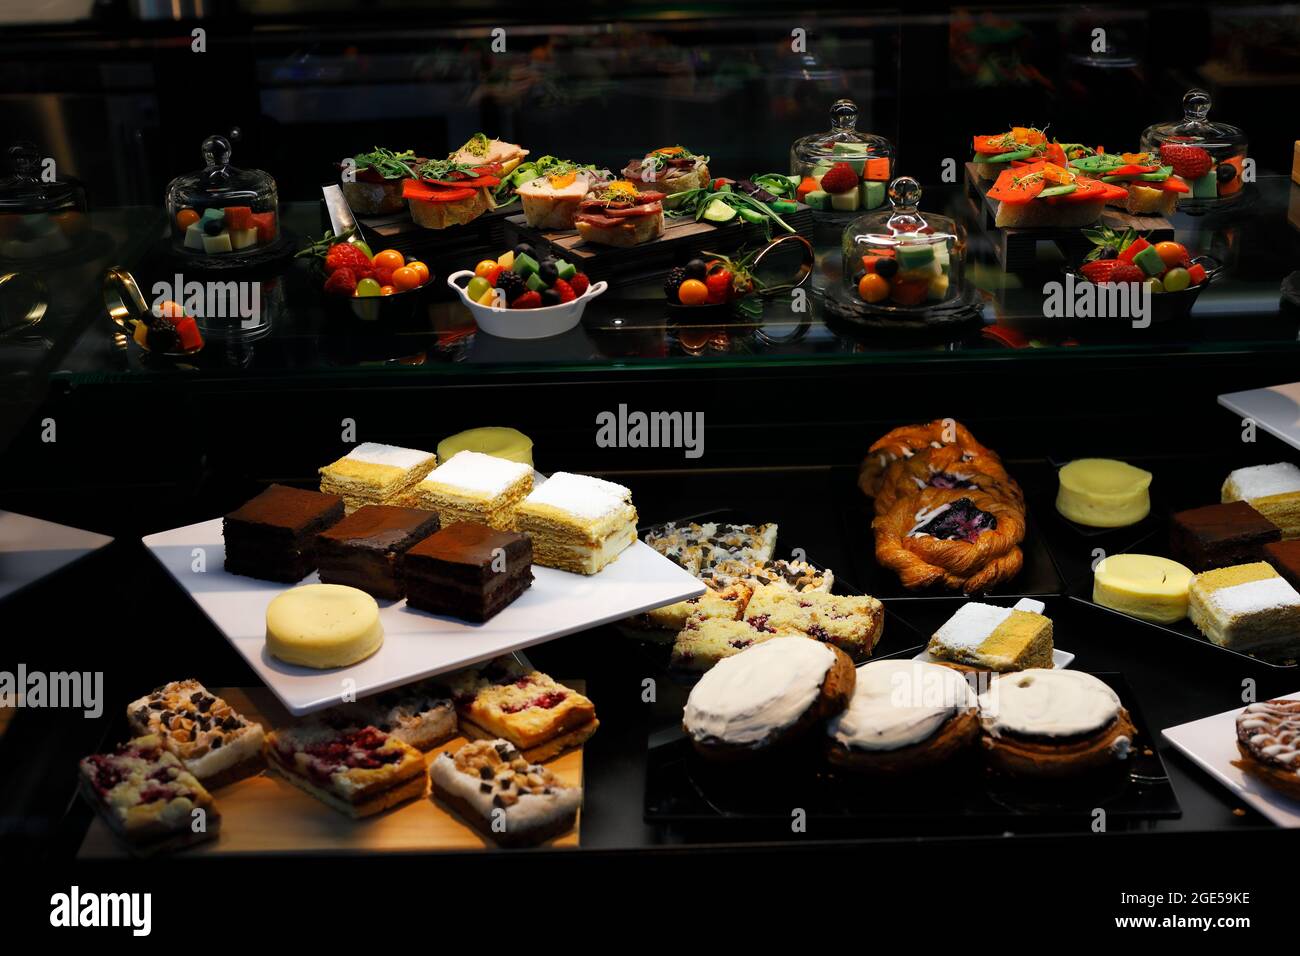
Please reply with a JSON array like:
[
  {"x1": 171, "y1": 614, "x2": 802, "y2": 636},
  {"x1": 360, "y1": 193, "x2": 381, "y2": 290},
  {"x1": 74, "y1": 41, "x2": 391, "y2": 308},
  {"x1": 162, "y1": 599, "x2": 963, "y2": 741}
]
[
  {"x1": 858, "y1": 419, "x2": 994, "y2": 498},
  {"x1": 981, "y1": 710, "x2": 1137, "y2": 778},
  {"x1": 826, "y1": 708, "x2": 979, "y2": 774},
  {"x1": 873, "y1": 444, "x2": 1023, "y2": 516},
  {"x1": 1232, "y1": 741, "x2": 1300, "y2": 801},
  {"x1": 874, "y1": 488, "x2": 1025, "y2": 594}
]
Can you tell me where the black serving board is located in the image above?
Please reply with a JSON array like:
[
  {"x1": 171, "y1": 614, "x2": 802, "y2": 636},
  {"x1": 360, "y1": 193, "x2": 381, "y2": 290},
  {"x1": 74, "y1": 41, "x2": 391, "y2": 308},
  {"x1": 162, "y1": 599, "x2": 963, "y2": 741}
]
[{"x1": 645, "y1": 672, "x2": 1180, "y2": 827}]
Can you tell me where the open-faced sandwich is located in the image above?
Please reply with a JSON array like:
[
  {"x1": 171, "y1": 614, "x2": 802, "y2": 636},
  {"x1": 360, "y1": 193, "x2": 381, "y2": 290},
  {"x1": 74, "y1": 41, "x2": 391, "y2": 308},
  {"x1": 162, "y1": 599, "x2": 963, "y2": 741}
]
[
  {"x1": 340, "y1": 147, "x2": 422, "y2": 216},
  {"x1": 513, "y1": 157, "x2": 611, "y2": 230},
  {"x1": 621, "y1": 146, "x2": 711, "y2": 197},
  {"x1": 450, "y1": 133, "x2": 529, "y2": 176},
  {"x1": 971, "y1": 127, "x2": 1090, "y2": 180},
  {"x1": 402, "y1": 156, "x2": 502, "y2": 230},
  {"x1": 986, "y1": 160, "x2": 1128, "y2": 229},
  {"x1": 574, "y1": 180, "x2": 666, "y2": 247},
  {"x1": 1068, "y1": 149, "x2": 1191, "y2": 216}
]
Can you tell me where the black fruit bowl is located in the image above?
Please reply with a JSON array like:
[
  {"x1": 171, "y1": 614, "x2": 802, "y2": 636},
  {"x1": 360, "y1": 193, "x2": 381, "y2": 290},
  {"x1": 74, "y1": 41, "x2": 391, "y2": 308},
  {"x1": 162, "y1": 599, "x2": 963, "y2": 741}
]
[
  {"x1": 321, "y1": 278, "x2": 433, "y2": 326},
  {"x1": 1063, "y1": 255, "x2": 1221, "y2": 326}
]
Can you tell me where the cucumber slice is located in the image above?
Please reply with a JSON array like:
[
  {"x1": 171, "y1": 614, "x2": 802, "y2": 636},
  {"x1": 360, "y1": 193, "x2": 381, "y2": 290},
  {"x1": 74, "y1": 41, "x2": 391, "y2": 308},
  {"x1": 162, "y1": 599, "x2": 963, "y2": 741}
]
[
  {"x1": 804, "y1": 190, "x2": 829, "y2": 211},
  {"x1": 975, "y1": 148, "x2": 1034, "y2": 164},
  {"x1": 769, "y1": 199, "x2": 797, "y2": 214},
  {"x1": 738, "y1": 207, "x2": 766, "y2": 225},
  {"x1": 1038, "y1": 184, "x2": 1078, "y2": 198},
  {"x1": 703, "y1": 198, "x2": 738, "y2": 223}
]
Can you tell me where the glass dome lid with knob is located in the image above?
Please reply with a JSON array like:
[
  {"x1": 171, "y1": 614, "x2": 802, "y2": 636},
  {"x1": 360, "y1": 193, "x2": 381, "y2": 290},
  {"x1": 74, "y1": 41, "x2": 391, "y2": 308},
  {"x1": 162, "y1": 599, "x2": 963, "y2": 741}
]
[
  {"x1": 1140, "y1": 89, "x2": 1248, "y2": 210},
  {"x1": 165, "y1": 133, "x2": 280, "y2": 262},
  {"x1": 838, "y1": 176, "x2": 964, "y2": 313},
  {"x1": 790, "y1": 99, "x2": 895, "y2": 216}
]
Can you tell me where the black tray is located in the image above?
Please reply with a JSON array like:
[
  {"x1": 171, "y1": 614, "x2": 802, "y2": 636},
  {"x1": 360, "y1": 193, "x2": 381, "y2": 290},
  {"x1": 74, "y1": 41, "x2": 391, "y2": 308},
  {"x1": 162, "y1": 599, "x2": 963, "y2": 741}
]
[
  {"x1": 645, "y1": 672, "x2": 1179, "y2": 827},
  {"x1": 1041, "y1": 456, "x2": 1165, "y2": 543}
]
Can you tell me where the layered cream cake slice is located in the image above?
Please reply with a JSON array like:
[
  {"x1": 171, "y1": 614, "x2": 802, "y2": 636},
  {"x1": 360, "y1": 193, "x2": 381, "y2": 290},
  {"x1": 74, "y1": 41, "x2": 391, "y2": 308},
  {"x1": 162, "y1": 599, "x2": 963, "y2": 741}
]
[
  {"x1": 1188, "y1": 562, "x2": 1300, "y2": 655},
  {"x1": 515, "y1": 472, "x2": 638, "y2": 574},
  {"x1": 319, "y1": 442, "x2": 437, "y2": 512},
  {"x1": 926, "y1": 598, "x2": 1053, "y2": 672},
  {"x1": 399, "y1": 450, "x2": 533, "y2": 530},
  {"x1": 1222, "y1": 463, "x2": 1300, "y2": 538}
]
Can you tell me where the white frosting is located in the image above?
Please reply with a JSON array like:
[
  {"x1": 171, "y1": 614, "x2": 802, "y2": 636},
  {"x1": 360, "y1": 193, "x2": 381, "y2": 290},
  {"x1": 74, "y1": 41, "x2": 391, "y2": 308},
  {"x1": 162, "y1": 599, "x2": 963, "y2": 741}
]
[
  {"x1": 1208, "y1": 576, "x2": 1300, "y2": 616},
  {"x1": 1225, "y1": 462, "x2": 1300, "y2": 500},
  {"x1": 1014, "y1": 598, "x2": 1045, "y2": 614},
  {"x1": 1239, "y1": 701, "x2": 1300, "y2": 767},
  {"x1": 422, "y1": 450, "x2": 531, "y2": 495},
  {"x1": 343, "y1": 442, "x2": 434, "y2": 471},
  {"x1": 429, "y1": 749, "x2": 581, "y2": 833},
  {"x1": 908, "y1": 502, "x2": 950, "y2": 536},
  {"x1": 522, "y1": 471, "x2": 632, "y2": 520},
  {"x1": 827, "y1": 660, "x2": 977, "y2": 751},
  {"x1": 683, "y1": 637, "x2": 835, "y2": 745},
  {"x1": 978, "y1": 669, "x2": 1121, "y2": 739},
  {"x1": 933, "y1": 602, "x2": 1014, "y2": 650}
]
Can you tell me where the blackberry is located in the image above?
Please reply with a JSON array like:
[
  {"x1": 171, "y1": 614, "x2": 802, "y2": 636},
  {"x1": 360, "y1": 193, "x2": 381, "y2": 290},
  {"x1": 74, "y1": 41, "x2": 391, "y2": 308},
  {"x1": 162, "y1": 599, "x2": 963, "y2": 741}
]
[
  {"x1": 495, "y1": 270, "x2": 526, "y2": 303},
  {"x1": 146, "y1": 318, "x2": 179, "y2": 353},
  {"x1": 663, "y1": 266, "x2": 687, "y2": 303}
]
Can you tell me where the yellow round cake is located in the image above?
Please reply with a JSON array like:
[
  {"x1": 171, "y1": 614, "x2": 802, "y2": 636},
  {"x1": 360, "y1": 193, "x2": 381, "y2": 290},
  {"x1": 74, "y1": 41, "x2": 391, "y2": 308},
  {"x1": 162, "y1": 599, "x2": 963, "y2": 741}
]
[
  {"x1": 437, "y1": 427, "x2": 533, "y2": 467},
  {"x1": 265, "y1": 584, "x2": 383, "y2": 669},
  {"x1": 1056, "y1": 458, "x2": 1152, "y2": 528},
  {"x1": 1093, "y1": 553, "x2": 1193, "y2": 624}
]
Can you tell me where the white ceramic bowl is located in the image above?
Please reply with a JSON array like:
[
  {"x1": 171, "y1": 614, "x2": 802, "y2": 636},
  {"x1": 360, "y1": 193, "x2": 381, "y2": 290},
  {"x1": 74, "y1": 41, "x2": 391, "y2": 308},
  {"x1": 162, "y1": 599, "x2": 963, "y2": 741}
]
[{"x1": 447, "y1": 269, "x2": 607, "y2": 339}]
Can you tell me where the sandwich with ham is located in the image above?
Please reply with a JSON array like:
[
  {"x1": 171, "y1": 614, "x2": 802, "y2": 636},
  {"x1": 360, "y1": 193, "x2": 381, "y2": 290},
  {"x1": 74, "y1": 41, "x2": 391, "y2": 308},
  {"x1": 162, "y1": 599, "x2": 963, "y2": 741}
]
[
  {"x1": 574, "y1": 180, "x2": 666, "y2": 247},
  {"x1": 621, "y1": 146, "x2": 710, "y2": 198}
]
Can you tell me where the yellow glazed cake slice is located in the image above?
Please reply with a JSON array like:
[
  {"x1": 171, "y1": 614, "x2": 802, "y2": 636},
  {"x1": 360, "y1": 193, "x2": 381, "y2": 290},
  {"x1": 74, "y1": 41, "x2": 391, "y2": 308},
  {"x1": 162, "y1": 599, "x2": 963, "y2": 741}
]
[
  {"x1": 1222, "y1": 464, "x2": 1300, "y2": 538},
  {"x1": 1093, "y1": 553, "x2": 1193, "y2": 624},
  {"x1": 515, "y1": 472, "x2": 638, "y2": 574},
  {"x1": 927, "y1": 598, "x2": 1053, "y2": 672},
  {"x1": 398, "y1": 449, "x2": 532, "y2": 530},
  {"x1": 1188, "y1": 562, "x2": 1300, "y2": 656},
  {"x1": 319, "y1": 442, "x2": 437, "y2": 512}
]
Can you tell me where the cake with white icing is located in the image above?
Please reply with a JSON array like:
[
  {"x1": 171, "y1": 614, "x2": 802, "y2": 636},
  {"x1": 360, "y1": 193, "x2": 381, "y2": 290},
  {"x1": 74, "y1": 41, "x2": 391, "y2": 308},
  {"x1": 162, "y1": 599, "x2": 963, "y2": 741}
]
[
  {"x1": 398, "y1": 450, "x2": 533, "y2": 530},
  {"x1": 514, "y1": 471, "x2": 638, "y2": 574},
  {"x1": 682, "y1": 636, "x2": 854, "y2": 756},
  {"x1": 926, "y1": 597, "x2": 1053, "y2": 672},
  {"x1": 1222, "y1": 463, "x2": 1300, "y2": 538},
  {"x1": 1188, "y1": 561, "x2": 1300, "y2": 656},
  {"x1": 319, "y1": 442, "x2": 437, "y2": 513}
]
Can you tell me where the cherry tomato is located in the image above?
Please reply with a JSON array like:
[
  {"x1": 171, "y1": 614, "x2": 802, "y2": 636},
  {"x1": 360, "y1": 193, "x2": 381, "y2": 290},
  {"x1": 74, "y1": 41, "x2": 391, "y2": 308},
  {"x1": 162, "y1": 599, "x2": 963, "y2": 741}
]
[
  {"x1": 373, "y1": 249, "x2": 406, "y2": 271},
  {"x1": 677, "y1": 278, "x2": 709, "y2": 306},
  {"x1": 391, "y1": 266, "x2": 421, "y2": 292},
  {"x1": 705, "y1": 268, "x2": 733, "y2": 304},
  {"x1": 1154, "y1": 241, "x2": 1190, "y2": 269},
  {"x1": 408, "y1": 261, "x2": 430, "y2": 284},
  {"x1": 380, "y1": 285, "x2": 396, "y2": 296},
  {"x1": 473, "y1": 259, "x2": 498, "y2": 278},
  {"x1": 176, "y1": 208, "x2": 200, "y2": 229},
  {"x1": 858, "y1": 273, "x2": 890, "y2": 303}
]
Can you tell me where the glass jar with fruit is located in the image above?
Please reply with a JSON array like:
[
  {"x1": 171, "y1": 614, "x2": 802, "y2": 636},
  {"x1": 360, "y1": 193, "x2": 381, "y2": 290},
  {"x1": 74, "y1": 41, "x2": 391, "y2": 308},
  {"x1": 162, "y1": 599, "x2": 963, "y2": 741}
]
[
  {"x1": 0, "y1": 141, "x2": 89, "y2": 262},
  {"x1": 825, "y1": 176, "x2": 970, "y2": 325},
  {"x1": 165, "y1": 134, "x2": 280, "y2": 262},
  {"x1": 789, "y1": 99, "x2": 895, "y2": 217},
  {"x1": 1140, "y1": 89, "x2": 1248, "y2": 213}
]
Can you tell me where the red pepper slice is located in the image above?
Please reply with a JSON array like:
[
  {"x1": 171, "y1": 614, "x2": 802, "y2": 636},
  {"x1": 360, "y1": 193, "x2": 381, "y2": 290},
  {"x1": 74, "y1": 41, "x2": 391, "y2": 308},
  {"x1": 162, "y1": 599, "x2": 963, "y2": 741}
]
[
  {"x1": 420, "y1": 175, "x2": 500, "y2": 189},
  {"x1": 1161, "y1": 176, "x2": 1190, "y2": 193},
  {"x1": 1109, "y1": 164, "x2": 1160, "y2": 177},
  {"x1": 402, "y1": 180, "x2": 478, "y2": 203}
]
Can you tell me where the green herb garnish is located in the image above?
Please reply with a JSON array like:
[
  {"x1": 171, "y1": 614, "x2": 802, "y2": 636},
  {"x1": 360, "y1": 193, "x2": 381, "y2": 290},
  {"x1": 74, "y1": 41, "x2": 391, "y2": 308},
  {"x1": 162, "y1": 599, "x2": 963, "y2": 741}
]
[{"x1": 352, "y1": 147, "x2": 417, "y2": 180}]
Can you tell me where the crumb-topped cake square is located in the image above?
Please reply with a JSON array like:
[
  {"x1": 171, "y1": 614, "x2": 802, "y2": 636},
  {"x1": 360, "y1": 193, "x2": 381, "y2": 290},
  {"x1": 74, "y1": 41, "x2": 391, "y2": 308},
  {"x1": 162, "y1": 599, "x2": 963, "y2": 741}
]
[
  {"x1": 744, "y1": 586, "x2": 885, "y2": 659},
  {"x1": 319, "y1": 442, "x2": 437, "y2": 513},
  {"x1": 670, "y1": 616, "x2": 785, "y2": 672},
  {"x1": 703, "y1": 558, "x2": 834, "y2": 594},
  {"x1": 515, "y1": 472, "x2": 638, "y2": 574},
  {"x1": 455, "y1": 669, "x2": 598, "y2": 762},
  {"x1": 644, "y1": 581, "x2": 753, "y2": 631},
  {"x1": 126, "y1": 680, "x2": 265, "y2": 788},
  {"x1": 319, "y1": 679, "x2": 457, "y2": 751},
  {"x1": 642, "y1": 520, "x2": 778, "y2": 575},
  {"x1": 399, "y1": 450, "x2": 532, "y2": 530}
]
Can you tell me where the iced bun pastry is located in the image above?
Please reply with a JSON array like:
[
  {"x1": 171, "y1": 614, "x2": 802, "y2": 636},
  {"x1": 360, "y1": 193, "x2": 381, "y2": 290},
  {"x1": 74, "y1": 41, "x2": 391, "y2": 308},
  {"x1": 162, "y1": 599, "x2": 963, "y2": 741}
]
[
  {"x1": 977, "y1": 669, "x2": 1136, "y2": 778},
  {"x1": 825, "y1": 659, "x2": 979, "y2": 774},
  {"x1": 1056, "y1": 458, "x2": 1152, "y2": 528},
  {"x1": 683, "y1": 636, "x2": 854, "y2": 760}
]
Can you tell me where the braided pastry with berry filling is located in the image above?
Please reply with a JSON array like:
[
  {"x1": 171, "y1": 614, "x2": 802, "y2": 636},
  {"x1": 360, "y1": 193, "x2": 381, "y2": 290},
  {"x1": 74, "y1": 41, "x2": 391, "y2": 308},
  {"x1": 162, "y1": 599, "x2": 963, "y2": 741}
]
[
  {"x1": 858, "y1": 419, "x2": 996, "y2": 498},
  {"x1": 873, "y1": 488, "x2": 1025, "y2": 594},
  {"x1": 873, "y1": 444, "x2": 1023, "y2": 516}
]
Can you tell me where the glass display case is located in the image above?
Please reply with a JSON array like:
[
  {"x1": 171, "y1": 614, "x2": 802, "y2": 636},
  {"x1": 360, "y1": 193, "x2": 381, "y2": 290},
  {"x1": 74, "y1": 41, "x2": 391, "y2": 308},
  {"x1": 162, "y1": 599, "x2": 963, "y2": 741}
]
[{"x1": 1, "y1": 0, "x2": 1299, "y2": 921}]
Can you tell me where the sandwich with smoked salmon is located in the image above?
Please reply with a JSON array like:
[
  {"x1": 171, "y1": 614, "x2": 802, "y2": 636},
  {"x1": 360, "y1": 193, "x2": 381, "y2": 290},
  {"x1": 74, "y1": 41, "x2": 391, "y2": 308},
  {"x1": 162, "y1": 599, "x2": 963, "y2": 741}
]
[{"x1": 987, "y1": 160, "x2": 1128, "y2": 229}]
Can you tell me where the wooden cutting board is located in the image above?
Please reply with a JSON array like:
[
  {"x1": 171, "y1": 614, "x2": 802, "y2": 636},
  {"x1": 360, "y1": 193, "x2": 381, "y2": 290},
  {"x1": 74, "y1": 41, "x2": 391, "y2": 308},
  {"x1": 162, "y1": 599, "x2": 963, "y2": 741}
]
[{"x1": 78, "y1": 685, "x2": 583, "y2": 856}]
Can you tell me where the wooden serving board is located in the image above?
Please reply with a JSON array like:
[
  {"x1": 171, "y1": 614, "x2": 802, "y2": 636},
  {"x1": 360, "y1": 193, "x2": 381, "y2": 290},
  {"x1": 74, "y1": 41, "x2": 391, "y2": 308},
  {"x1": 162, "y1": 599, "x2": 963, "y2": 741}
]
[
  {"x1": 502, "y1": 205, "x2": 815, "y2": 282},
  {"x1": 964, "y1": 162, "x2": 1174, "y2": 271},
  {"x1": 78, "y1": 685, "x2": 583, "y2": 857}
]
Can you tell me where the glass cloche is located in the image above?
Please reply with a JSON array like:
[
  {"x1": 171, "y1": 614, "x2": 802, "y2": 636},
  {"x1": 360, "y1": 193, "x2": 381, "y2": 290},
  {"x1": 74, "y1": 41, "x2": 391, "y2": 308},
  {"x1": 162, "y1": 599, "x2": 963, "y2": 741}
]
[
  {"x1": 165, "y1": 134, "x2": 279, "y2": 259},
  {"x1": 0, "y1": 141, "x2": 89, "y2": 262},
  {"x1": 790, "y1": 98, "x2": 895, "y2": 215},
  {"x1": 1140, "y1": 89, "x2": 1248, "y2": 210}
]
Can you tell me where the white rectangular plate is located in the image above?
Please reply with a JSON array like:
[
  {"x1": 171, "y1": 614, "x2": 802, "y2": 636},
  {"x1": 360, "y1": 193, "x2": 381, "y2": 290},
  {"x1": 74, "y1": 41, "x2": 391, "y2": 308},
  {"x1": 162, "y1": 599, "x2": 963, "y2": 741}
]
[
  {"x1": 1218, "y1": 383, "x2": 1300, "y2": 452},
  {"x1": 1162, "y1": 691, "x2": 1300, "y2": 828},
  {"x1": 143, "y1": 517, "x2": 704, "y2": 716},
  {"x1": 913, "y1": 647, "x2": 1075, "y2": 669},
  {"x1": 0, "y1": 511, "x2": 113, "y2": 603}
]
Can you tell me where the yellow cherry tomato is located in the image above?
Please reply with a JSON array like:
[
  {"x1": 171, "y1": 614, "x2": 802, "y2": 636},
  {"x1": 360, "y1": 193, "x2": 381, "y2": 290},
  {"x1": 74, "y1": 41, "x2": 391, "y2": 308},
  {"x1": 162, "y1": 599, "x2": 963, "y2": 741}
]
[
  {"x1": 379, "y1": 285, "x2": 396, "y2": 296},
  {"x1": 408, "y1": 261, "x2": 430, "y2": 284},
  {"x1": 373, "y1": 249, "x2": 406, "y2": 271},
  {"x1": 391, "y1": 266, "x2": 421, "y2": 292},
  {"x1": 677, "y1": 278, "x2": 709, "y2": 306},
  {"x1": 176, "y1": 208, "x2": 200, "y2": 229},
  {"x1": 473, "y1": 259, "x2": 498, "y2": 278},
  {"x1": 858, "y1": 273, "x2": 890, "y2": 303}
]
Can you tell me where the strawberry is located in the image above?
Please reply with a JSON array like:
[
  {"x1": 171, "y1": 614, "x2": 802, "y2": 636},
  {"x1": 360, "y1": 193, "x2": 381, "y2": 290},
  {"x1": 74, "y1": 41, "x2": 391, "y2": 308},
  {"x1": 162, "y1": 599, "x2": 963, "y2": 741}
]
[
  {"x1": 1159, "y1": 144, "x2": 1212, "y2": 181},
  {"x1": 323, "y1": 267, "x2": 357, "y2": 295},
  {"x1": 552, "y1": 278, "x2": 576, "y2": 303},
  {"x1": 511, "y1": 290, "x2": 543, "y2": 309},
  {"x1": 373, "y1": 264, "x2": 396, "y2": 287},
  {"x1": 569, "y1": 273, "x2": 590, "y2": 296},
  {"x1": 818, "y1": 162, "x2": 859, "y2": 195},
  {"x1": 324, "y1": 242, "x2": 370, "y2": 274},
  {"x1": 1098, "y1": 262, "x2": 1144, "y2": 284},
  {"x1": 1079, "y1": 259, "x2": 1126, "y2": 283}
]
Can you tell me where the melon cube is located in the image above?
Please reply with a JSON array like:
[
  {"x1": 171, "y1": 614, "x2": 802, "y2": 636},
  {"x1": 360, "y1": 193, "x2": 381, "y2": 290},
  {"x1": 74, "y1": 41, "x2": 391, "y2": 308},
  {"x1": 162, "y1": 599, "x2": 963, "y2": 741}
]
[
  {"x1": 229, "y1": 227, "x2": 259, "y2": 250},
  {"x1": 202, "y1": 231, "x2": 233, "y2": 254},
  {"x1": 184, "y1": 223, "x2": 206, "y2": 250}
]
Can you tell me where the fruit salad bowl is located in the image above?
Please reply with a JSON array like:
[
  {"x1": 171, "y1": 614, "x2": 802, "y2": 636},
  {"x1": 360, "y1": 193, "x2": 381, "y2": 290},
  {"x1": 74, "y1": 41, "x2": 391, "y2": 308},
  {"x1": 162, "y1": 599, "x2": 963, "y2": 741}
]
[
  {"x1": 447, "y1": 269, "x2": 607, "y2": 339},
  {"x1": 1065, "y1": 254, "x2": 1222, "y2": 325},
  {"x1": 323, "y1": 278, "x2": 432, "y2": 326}
]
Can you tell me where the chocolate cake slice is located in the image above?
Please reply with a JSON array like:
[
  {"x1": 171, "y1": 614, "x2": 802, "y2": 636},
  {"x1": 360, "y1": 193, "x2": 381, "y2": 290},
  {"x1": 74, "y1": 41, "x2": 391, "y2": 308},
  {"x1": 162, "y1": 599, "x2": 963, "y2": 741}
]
[
  {"x1": 1169, "y1": 501, "x2": 1280, "y2": 572},
  {"x1": 403, "y1": 521, "x2": 533, "y2": 622},
  {"x1": 316, "y1": 505, "x2": 441, "y2": 600},
  {"x1": 223, "y1": 484, "x2": 345, "y2": 582}
]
